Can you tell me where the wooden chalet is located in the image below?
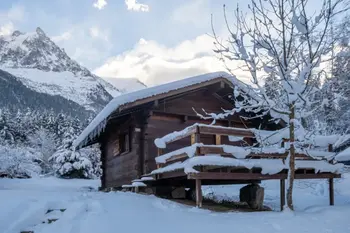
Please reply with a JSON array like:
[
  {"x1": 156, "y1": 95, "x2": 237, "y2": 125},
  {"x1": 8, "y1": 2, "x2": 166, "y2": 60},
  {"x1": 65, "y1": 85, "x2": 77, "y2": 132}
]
[{"x1": 74, "y1": 72, "x2": 342, "y2": 210}]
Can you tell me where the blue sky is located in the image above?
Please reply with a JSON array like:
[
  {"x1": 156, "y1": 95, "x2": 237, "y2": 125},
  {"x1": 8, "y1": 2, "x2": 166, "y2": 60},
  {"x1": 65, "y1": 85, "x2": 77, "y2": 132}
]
[
  {"x1": 0, "y1": 0, "x2": 241, "y2": 84},
  {"x1": 0, "y1": 0, "x2": 333, "y2": 85}
]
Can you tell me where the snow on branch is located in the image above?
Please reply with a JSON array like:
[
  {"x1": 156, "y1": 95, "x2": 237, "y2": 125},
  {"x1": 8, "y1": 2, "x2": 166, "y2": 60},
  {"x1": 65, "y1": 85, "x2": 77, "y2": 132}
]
[
  {"x1": 154, "y1": 123, "x2": 349, "y2": 152},
  {"x1": 209, "y1": 0, "x2": 349, "y2": 125}
]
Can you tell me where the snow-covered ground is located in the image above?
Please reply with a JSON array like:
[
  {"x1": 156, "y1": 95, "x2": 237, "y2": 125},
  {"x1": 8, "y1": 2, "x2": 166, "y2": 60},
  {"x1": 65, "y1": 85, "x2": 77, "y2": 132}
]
[{"x1": 1, "y1": 175, "x2": 350, "y2": 233}]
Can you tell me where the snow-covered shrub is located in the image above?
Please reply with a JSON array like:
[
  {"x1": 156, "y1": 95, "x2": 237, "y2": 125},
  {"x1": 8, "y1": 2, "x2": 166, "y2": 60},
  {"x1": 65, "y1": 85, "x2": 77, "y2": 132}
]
[
  {"x1": 0, "y1": 145, "x2": 41, "y2": 178},
  {"x1": 50, "y1": 147, "x2": 94, "y2": 179},
  {"x1": 80, "y1": 145, "x2": 102, "y2": 178}
]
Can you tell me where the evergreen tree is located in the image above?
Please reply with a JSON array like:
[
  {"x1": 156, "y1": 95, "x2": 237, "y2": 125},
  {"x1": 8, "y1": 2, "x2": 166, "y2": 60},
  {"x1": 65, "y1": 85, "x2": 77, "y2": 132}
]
[
  {"x1": 322, "y1": 45, "x2": 350, "y2": 134},
  {"x1": 0, "y1": 107, "x2": 101, "y2": 179},
  {"x1": 49, "y1": 113, "x2": 98, "y2": 179}
]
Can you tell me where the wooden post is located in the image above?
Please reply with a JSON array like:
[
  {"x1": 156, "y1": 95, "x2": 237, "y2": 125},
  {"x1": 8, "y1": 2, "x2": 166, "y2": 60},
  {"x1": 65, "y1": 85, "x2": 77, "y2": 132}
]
[
  {"x1": 328, "y1": 144, "x2": 334, "y2": 164},
  {"x1": 157, "y1": 148, "x2": 163, "y2": 169},
  {"x1": 280, "y1": 179, "x2": 285, "y2": 211},
  {"x1": 281, "y1": 140, "x2": 285, "y2": 148},
  {"x1": 329, "y1": 178, "x2": 334, "y2": 206},
  {"x1": 328, "y1": 144, "x2": 333, "y2": 153},
  {"x1": 215, "y1": 134, "x2": 221, "y2": 145},
  {"x1": 191, "y1": 133, "x2": 200, "y2": 145},
  {"x1": 281, "y1": 141, "x2": 286, "y2": 164},
  {"x1": 195, "y1": 179, "x2": 202, "y2": 208}
]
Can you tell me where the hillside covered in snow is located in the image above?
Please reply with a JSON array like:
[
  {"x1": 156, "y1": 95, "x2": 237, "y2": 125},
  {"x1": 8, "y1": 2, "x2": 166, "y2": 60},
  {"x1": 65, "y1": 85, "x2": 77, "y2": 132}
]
[
  {"x1": 0, "y1": 26, "x2": 153, "y2": 180},
  {"x1": 0, "y1": 27, "x2": 122, "y2": 115}
]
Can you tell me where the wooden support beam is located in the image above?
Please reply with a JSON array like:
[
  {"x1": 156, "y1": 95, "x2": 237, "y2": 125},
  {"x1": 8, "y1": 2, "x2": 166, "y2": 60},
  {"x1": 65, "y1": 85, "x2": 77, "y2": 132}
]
[
  {"x1": 165, "y1": 153, "x2": 189, "y2": 164},
  {"x1": 215, "y1": 134, "x2": 221, "y2": 145},
  {"x1": 191, "y1": 132, "x2": 200, "y2": 145},
  {"x1": 328, "y1": 144, "x2": 333, "y2": 152},
  {"x1": 157, "y1": 170, "x2": 187, "y2": 179},
  {"x1": 280, "y1": 179, "x2": 285, "y2": 211},
  {"x1": 196, "y1": 179, "x2": 202, "y2": 208},
  {"x1": 198, "y1": 125, "x2": 254, "y2": 138},
  {"x1": 158, "y1": 148, "x2": 163, "y2": 156},
  {"x1": 157, "y1": 148, "x2": 163, "y2": 169},
  {"x1": 151, "y1": 111, "x2": 245, "y2": 125},
  {"x1": 329, "y1": 178, "x2": 334, "y2": 206},
  {"x1": 188, "y1": 172, "x2": 341, "y2": 180}
]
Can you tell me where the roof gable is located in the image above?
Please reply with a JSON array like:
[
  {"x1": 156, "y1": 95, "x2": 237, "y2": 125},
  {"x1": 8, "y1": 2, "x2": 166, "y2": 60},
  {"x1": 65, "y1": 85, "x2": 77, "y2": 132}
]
[{"x1": 73, "y1": 71, "x2": 248, "y2": 149}]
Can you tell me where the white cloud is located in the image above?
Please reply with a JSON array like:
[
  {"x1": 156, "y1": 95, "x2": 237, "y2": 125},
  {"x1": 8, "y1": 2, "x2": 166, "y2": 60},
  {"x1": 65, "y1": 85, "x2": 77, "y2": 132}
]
[
  {"x1": 0, "y1": 22, "x2": 14, "y2": 36},
  {"x1": 52, "y1": 31, "x2": 72, "y2": 43},
  {"x1": 89, "y1": 27, "x2": 100, "y2": 38},
  {"x1": 94, "y1": 35, "x2": 249, "y2": 86},
  {"x1": 89, "y1": 27, "x2": 109, "y2": 41},
  {"x1": 93, "y1": 0, "x2": 107, "y2": 10},
  {"x1": 0, "y1": 5, "x2": 25, "y2": 37},
  {"x1": 51, "y1": 26, "x2": 113, "y2": 69},
  {"x1": 125, "y1": 0, "x2": 149, "y2": 12},
  {"x1": 7, "y1": 5, "x2": 25, "y2": 21},
  {"x1": 171, "y1": 0, "x2": 210, "y2": 27}
]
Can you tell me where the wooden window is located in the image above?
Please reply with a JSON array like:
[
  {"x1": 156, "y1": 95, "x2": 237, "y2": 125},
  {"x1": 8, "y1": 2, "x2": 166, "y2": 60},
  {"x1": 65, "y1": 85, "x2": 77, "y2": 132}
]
[
  {"x1": 114, "y1": 131, "x2": 131, "y2": 156},
  {"x1": 119, "y1": 132, "x2": 130, "y2": 154}
]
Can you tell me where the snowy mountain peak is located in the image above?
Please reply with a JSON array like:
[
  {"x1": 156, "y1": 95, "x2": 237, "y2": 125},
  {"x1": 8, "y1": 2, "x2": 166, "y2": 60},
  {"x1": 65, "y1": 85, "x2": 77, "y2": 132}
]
[
  {"x1": 0, "y1": 27, "x2": 123, "y2": 114},
  {"x1": 35, "y1": 27, "x2": 46, "y2": 37},
  {"x1": 11, "y1": 30, "x2": 24, "y2": 37},
  {"x1": 0, "y1": 27, "x2": 90, "y2": 76}
]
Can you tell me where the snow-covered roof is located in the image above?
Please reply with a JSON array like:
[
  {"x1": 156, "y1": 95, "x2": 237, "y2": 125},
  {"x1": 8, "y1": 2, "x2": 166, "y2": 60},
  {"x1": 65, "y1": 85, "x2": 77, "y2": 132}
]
[{"x1": 74, "y1": 71, "x2": 249, "y2": 149}]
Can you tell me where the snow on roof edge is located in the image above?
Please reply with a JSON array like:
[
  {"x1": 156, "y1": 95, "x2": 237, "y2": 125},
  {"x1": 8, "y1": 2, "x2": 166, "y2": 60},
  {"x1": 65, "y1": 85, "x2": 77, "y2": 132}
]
[{"x1": 73, "y1": 71, "x2": 246, "y2": 149}]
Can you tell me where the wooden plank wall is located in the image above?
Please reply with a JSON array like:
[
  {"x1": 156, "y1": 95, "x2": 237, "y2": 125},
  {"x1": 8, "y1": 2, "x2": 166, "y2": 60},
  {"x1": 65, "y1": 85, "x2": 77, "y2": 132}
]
[
  {"x1": 102, "y1": 118, "x2": 141, "y2": 188},
  {"x1": 153, "y1": 89, "x2": 233, "y2": 117},
  {"x1": 144, "y1": 89, "x2": 249, "y2": 173},
  {"x1": 100, "y1": 85, "x2": 265, "y2": 188}
]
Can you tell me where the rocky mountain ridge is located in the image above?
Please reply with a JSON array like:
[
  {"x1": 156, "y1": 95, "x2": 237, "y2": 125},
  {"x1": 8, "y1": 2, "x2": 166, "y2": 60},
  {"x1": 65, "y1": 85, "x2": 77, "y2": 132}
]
[{"x1": 0, "y1": 27, "x2": 120, "y2": 114}]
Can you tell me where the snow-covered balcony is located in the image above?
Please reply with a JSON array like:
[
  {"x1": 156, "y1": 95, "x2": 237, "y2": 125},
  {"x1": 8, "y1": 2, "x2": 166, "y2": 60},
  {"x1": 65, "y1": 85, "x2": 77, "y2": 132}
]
[{"x1": 141, "y1": 123, "x2": 343, "y2": 209}]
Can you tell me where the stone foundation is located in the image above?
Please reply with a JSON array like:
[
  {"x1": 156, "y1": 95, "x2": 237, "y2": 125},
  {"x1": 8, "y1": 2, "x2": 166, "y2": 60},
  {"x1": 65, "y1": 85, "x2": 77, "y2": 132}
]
[{"x1": 240, "y1": 183, "x2": 264, "y2": 210}]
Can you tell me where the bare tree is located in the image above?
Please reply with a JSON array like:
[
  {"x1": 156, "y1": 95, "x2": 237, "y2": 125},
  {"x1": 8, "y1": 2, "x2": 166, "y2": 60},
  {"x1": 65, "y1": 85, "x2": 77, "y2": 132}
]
[{"x1": 211, "y1": 0, "x2": 349, "y2": 210}]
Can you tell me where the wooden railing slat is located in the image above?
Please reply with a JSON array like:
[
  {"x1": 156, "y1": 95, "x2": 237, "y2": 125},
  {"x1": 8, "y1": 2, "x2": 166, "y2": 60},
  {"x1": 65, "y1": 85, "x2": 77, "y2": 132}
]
[
  {"x1": 187, "y1": 172, "x2": 341, "y2": 180},
  {"x1": 156, "y1": 145, "x2": 320, "y2": 167},
  {"x1": 198, "y1": 125, "x2": 254, "y2": 138}
]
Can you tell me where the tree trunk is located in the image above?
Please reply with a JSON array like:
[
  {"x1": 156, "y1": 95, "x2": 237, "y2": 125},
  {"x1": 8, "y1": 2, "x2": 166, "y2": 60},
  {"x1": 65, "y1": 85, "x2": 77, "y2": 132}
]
[{"x1": 286, "y1": 103, "x2": 296, "y2": 210}]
